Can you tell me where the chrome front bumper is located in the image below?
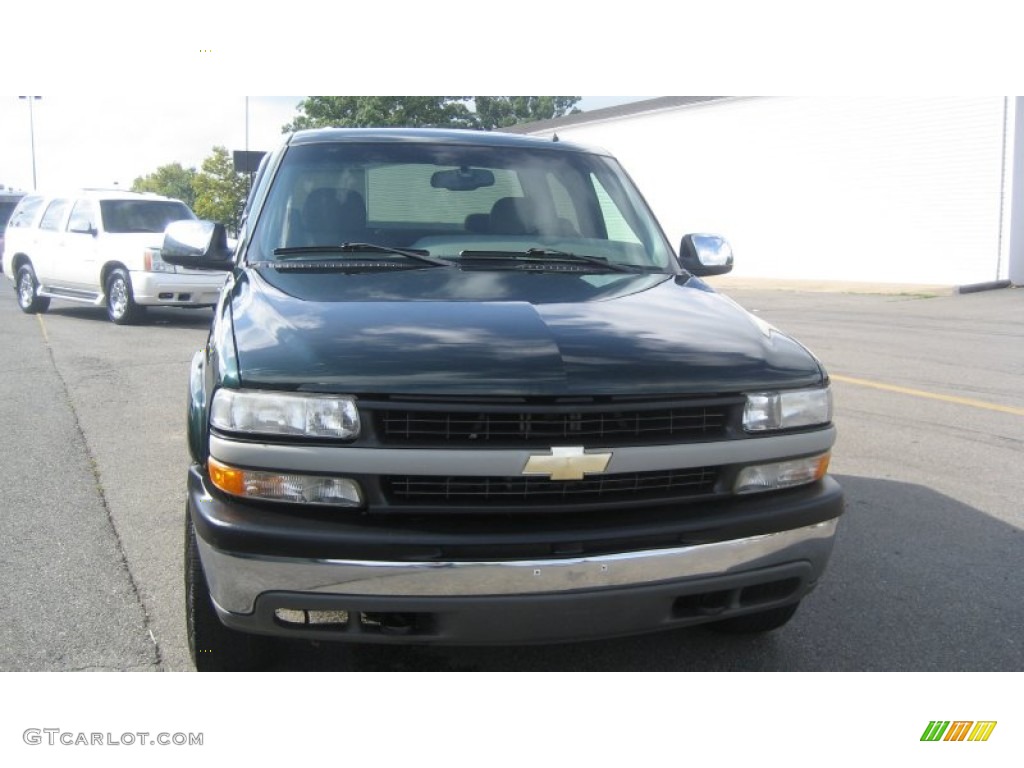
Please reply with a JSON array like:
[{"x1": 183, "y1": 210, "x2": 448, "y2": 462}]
[
  {"x1": 199, "y1": 518, "x2": 839, "y2": 616},
  {"x1": 130, "y1": 271, "x2": 224, "y2": 306}
]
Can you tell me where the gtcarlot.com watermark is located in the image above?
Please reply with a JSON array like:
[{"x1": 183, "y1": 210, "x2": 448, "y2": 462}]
[{"x1": 23, "y1": 729, "x2": 203, "y2": 747}]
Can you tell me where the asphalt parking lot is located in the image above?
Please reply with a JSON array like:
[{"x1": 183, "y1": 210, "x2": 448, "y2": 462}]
[{"x1": 0, "y1": 283, "x2": 1021, "y2": 671}]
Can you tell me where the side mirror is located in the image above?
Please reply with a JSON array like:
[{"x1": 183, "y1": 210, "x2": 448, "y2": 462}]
[
  {"x1": 679, "y1": 233, "x2": 733, "y2": 277},
  {"x1": 161, "y1": 220, "x2": 234, "y2": 271}
]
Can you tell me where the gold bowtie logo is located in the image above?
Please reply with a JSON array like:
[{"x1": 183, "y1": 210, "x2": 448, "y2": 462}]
[{"x1": 522, "y1": 446, "x2": 613, "y2": 481}]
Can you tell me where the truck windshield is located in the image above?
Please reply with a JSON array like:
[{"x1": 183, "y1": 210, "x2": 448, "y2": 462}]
[{"x1": 248, "y1": 141, "x2": 677, "y2": 272}]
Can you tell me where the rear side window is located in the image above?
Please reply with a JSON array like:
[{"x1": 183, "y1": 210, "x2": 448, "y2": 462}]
[
  {"x1": 39, "y1": 199, "x2": 71, "y2": 232},
  {"x1": 8, "y1": 196, "x2": 45, "y2": 229},
  {"x1": 365, "y1": 164, "x2": 523, "y2": 225},
  {"x1": 0, "y1": 200, "x2": 21, "y2": 228},
  {"x1": 100, "y1": 200, "x2": 195, "y2": 233}
]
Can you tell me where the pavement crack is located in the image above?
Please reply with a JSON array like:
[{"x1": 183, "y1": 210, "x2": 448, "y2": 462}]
[{"x1": 38, "y1": 319, "x2": 165, "y2": 671}]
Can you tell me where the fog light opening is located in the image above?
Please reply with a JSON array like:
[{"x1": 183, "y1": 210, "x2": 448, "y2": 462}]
[{"x1": 274, "y1": 608, "x2": 350, "y2": 628}]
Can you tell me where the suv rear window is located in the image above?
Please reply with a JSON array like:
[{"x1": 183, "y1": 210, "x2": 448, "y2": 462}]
[{"x1": 100, "y1": 200, "x2": 195, "y2": 233}]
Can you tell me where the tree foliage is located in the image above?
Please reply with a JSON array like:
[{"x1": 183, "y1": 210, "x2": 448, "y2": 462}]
[
  {"x1": 473, "y1": 97, "x2": 581, "y2": 129},
  {"x1": 133, "y1": 148, "x2": 249, "y2": 234},
  {"x1": 191, "y1": 146, "x2": 249, "y2": 234},
  {"x1": 283, "y1": 96, "x2": 581, "y2": 132},
  {"x1": 131, "y1": 163, "x2": 198, "y2": 209},
  {"x1": 283, "y1": 97, "x2": 477, "y2": 131}
]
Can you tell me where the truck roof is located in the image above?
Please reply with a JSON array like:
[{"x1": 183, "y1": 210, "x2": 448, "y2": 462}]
[{"x1": 286, "y1": 127, "x2": 605, "y2": 155}]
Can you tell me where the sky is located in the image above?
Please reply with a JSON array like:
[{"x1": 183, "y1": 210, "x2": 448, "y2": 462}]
[
  {"x1": 4, "y1": 3, "x2": 1023, "y2": 760},
  {"x1": 0, "y1": 96, "x2": 642, "y2": 194},
  {"x1": 4, "y1": 1, "x2": 1019, "y2": 195}
]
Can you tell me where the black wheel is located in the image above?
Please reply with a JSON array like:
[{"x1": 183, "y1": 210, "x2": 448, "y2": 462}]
[
  {"x1": 16, "y1": 264, "x2": 50, "y2": 314},
  {"x1": 185, "y1": 508, "x2": 274, "y2": 671},
  {"x1": 105, "y1": 268, "x2": 145, "y2": 325},
  {"x1": 708, "y1": 602, "x2": 800, "y2": 634}
]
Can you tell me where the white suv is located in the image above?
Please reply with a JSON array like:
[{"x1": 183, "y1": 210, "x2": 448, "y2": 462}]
[{"x1": 3, "y1": 189, "x2": 227, "y2": 324}]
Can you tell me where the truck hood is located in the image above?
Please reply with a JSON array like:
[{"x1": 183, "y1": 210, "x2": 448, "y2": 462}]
[{"x1": 228, "y1": 266, "x2": 825, "y2": 396}]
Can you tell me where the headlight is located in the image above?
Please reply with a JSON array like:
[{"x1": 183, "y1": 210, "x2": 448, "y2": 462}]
[
  {"x1": 208, "y1": 458, "x2": 363, "y2": 506},
  {"x1": 144, "y1": 248, "x2": 177, "y2": 273},
  {"x1": 743, "y1": 387, "x2": 832, "y2": 432},
  {"x1": 735, "y1": 453, "x2": 831, "y2": 494},
  {"x1": 211, "y1": 389, "x2": 360, "y2": 440}
]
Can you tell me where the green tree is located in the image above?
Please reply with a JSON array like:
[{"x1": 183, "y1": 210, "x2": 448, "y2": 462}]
[
  {"x1": 473, "y1": 97, "x2": 581, "y2": 130},
  {"x1": 131, "y1": 163, "x2": 198, "y2": 209},
  {"x1": 282, "y1": 96, "x2": 581, "y2": 132},
  {"x1": 283, "y1": 97, "x2": 477, "y2": 131},
  {"x1": 192, "y1": 146, "x2": 249, "y2": 234}
]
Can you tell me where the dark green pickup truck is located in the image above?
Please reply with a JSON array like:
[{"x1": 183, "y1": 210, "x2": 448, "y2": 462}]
[{"x1": 163, "y1": 128, "x2": 842, "y2": 671}]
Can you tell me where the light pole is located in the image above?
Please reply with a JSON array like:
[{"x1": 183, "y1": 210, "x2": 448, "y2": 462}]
[{"x1": 19, "y1": 96, "x2": 41, "y2": 190}]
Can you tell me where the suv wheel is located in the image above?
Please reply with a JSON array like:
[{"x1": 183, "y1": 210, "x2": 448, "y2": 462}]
[
  {"x1": 16, "y1": 264, "x2": 50, "y2": 314},
  {"x1": 185, "y1": 507, "x2": 274, "y2": 671},
  {"x1": 708, "y1": 601, "x2": 800, "y2": 634},
  {"x1": 105, "y1": 268, "x2": 145, "y2": 325}
]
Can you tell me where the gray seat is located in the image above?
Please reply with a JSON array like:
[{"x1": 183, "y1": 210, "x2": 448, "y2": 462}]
[
  {"x1": 488, "y1": 197, "x2": 537, "y2": 235},
  {"x1": 337, "y1": 190, "x2": 368, "y2": 238},
  {"x1": 302, "y1": 188, "x2": 345, "y2": 245},
  {"x1": 464, "y1": 212, "x2": 490, "y2": 233},
  {"x1": 301, "y1": 188, "x2": 368, "y2": 245}
]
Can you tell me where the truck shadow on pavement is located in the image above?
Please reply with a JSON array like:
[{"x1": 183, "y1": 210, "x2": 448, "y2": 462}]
[
  {"x1": 259, "y1": 475, "x2": 1024, "y2": 671},
  {"x1": 42, "y1": 305, "x2": 214, "y2": 330}
]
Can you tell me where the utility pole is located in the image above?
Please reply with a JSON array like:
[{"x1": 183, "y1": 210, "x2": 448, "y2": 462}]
[{"x1": 19, "y1": 96, "x2": 41, "y2": 189}]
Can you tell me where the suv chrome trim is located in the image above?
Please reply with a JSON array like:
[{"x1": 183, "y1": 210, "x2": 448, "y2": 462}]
[
  {"x1": 208, "y1": 427, "x2": 836, "y2": 476},
  {"x1": 198, "y1": 518, "x2": 839, "y2": 614}
]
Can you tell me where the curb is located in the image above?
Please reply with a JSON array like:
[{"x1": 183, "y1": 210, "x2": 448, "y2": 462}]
[{"x1": 703, "y1": 276, "x2": 959, "y2": 296}]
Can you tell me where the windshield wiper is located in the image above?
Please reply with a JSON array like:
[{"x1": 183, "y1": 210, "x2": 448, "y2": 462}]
[
  {"x1": 459, "y1": 248, "x2": 646, "y2": 274},
  {"x1": 273, "y1": 243, "x2": 452, "y2": 267}
]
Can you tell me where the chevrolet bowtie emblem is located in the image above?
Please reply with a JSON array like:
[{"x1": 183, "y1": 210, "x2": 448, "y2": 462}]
[{"x1": 522, "y1": 446, "x2": 613, "y2": 481}]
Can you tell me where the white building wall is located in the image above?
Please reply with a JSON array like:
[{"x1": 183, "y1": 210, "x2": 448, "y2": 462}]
[
  {"x1": 528, "y1": 97, "x2": 1010, "y2": 286},
  {"x1": 1005, "y1": 97, "x2": 1024, "y2": 286}
]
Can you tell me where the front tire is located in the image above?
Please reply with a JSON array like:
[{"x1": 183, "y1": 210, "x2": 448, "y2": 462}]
[
  {"x1": 16, "y1": 264, "x2": 50, "y2": 314},
  {"x1": 105, "y1": 268, "x2": 144, "y2": 325},
  {"x1": 185, "y1": 509, "x2": 274, "y2": 671}
]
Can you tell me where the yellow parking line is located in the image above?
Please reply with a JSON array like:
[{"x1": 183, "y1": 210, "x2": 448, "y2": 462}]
[
  {"x1": 830, "y1": 374, "x2": 1024, "y2": 417},
  {"x1": 35, "y1": 314, "x2": 49, "y2": 344}
]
